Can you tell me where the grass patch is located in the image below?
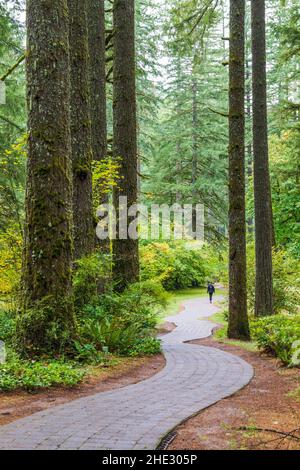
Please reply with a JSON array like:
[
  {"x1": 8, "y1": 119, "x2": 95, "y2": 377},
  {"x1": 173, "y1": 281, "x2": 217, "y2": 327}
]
[
  {"x1": 209, "y1": 311, "x2": 227, "y2": 326},
  {"x1": 209, "y1": 310, "x2": 259, "y2": 352},
  {"x1": 160, "y1": 287, "x2": 224, "y2": 322},
  {"x1": 288, "y1": 387, "x2": 300, "y2": 403}
]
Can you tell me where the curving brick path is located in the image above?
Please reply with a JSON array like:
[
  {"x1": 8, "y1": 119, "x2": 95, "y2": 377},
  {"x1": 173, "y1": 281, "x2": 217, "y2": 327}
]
[{"x1": 0, "y1": 296, "x2": 253, "y2": 450}]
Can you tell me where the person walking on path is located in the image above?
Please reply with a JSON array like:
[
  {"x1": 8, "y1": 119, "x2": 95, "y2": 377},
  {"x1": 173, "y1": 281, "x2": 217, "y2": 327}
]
[{"x1": 207, "y1": 282, "x2": 215, "y2": 303}]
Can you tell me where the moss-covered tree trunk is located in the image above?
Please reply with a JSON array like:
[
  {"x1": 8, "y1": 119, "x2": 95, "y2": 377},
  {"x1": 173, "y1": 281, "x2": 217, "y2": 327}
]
[
  {"x1": 69, "y1": 0, "x2": 94, "y2": 260},
  {"x1": 87, "y1": 0, "x2": 108, "y2": 252},
  {"x1": 87, "y1": 0, "x2": 107, "y2": 165},
  {"x1": 228, "y1": 0, "x2": 250, "y2": 340},
  {"x1": 112, "y1": 0, "x2": 139, "y2": 291},
  {"x1": 175, "y1": 60, "x2": 182, "y2": 204},
  {"x1": 246, "y1": 53, "x2": 254, "y2": 233},
  {"x1": 19, "y1": 0, "x2": 75, "y2": 355},
  {"x1": 191, "y1": 77, "x2": 198, "y2": 234},
  {"x1": 251, "y1": 0, "x2": 274, "y2": 317}
]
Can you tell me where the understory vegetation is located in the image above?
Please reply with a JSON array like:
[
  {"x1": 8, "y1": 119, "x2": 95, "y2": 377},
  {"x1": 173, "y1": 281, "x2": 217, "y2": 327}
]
[
  {"x1": 1, "y1": 238, "x2": 299, "y2": 391},
  {"x1": 251, "y1": 314, "x2": 300, "y2": 366},
  {"x1": 0, "y1": 241, "x2": 221, "y2": 391}
]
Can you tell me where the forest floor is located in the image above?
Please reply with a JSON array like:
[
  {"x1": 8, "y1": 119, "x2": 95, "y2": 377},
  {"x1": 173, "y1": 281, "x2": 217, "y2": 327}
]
[
  {"x1": 0, "y1": 354, "x2": 165, "y2": 426},
  {"x1": 168, "y1": 331, "x2": 300, "y2": 450}
]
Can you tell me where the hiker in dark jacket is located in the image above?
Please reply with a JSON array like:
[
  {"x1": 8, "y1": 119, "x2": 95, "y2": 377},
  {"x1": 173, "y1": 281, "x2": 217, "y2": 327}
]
[{"x1": 207, "y1": 282, "x2": 215, "y2": 303}]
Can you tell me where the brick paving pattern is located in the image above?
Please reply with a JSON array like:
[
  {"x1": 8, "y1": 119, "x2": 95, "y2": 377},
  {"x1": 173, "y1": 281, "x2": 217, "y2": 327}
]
[{"x1": 0, "y1": 296, "x2": 253, "y2": 450}]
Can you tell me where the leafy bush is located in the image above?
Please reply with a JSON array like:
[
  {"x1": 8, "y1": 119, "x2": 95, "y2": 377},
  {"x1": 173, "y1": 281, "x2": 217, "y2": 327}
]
[
  {"x1": 73, "y1": 342, "x2": 108, "y2": 364},
  {"x1": 0, "y1": 137, "x2": 26, "y2": 303},
  {"x1": 140, "y1": 242, "x2": 207, "y2": 290},
  {"x1": 0, "y1": 358, "x2": 85, "y2": 392},
  {"x1": 1, "y1": 277, "x2": 164, "y2": 367},
  {"x1": 269, "y1": 131, "x2": 300, "y2": 258},
  {"x1": 247, "y1": 243, "x2": 300, "y2": 315},
  {"x1": 76, "y1": 280, "x2": 165, "y2": 359},
  {"x1": 128, "y1": 337, "x2": 161, "y2": 357},
  {"x1": 73, "y1": 252, "x2": 111, "y2": 310},
  {"x1": 0, "y1": 309, "x2": 16, "y2": 342},
  {"x1": 0, "y1": 227, "x2": 22, "y2": 303},
  {"x1": 251, "y1": 314, "x2": 300, "y2": 365},
  {"x1": 201, "y1": 244, "x2": 228, "y2": 285}
]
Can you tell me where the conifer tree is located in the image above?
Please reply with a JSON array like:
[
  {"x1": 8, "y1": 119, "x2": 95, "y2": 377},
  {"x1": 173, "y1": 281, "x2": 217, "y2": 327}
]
[
  {"x1": 19, "y1": 0, "x2": 75, "y2": 355},
  {"x1": 112, "y1": 0, "x2": 139, "y2": 290},
  {"x1": 252, "y1": 0, "x2": 274, "y2": 316},
  {"x1": 69, "y1": 0, "x2": 94, "y2": 259},
  {"x1": 228, "y1": 0, "x2": 250, "y2": 340}
]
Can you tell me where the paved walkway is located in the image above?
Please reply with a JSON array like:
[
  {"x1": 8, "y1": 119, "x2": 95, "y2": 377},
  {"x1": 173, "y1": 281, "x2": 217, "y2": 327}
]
[{"x1": 0, "y1": 296, "x2": 253, "y2": 450}]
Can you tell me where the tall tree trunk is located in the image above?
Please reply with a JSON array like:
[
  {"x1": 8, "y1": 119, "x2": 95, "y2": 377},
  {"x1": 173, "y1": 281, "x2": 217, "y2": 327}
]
[
  {"x1": 246, "y1": 55, "x2": 254, "y2": 233},
  {"x1": 87, "y1": 0, "x2": 107, "y2": 164},
  {"x1": 175, "y1": 157, "x2": 182, "y2": 203},
  {"x1": 192, "y1": 77, "x2": 198, "y2": 234},
  {"x1": 112, "y1": 0, "x2": 139, "y2": 290},
  {"x1": 19, "y1": 0, "x2": 75, "y2": 355},
  {"x1": 69, "y1": 0, "x2": 94, "y2": 260},
  {"x1": 87, "y1": 0, "x2": 108, "y2": 252},
  {"x1": 175, "y1": 60, "x2": 182, "y2": 203},
  {"x1": 251, "y1": 0, "x2": 274, "y2": 317},
  {"x1": 228, "y1": 0, "x2": 250, "y2": 340}
]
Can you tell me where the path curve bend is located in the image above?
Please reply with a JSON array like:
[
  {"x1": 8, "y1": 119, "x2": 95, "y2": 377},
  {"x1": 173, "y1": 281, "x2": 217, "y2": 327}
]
[{"x1": 0, "y1": 296, "x2": 253, "y2": 450}]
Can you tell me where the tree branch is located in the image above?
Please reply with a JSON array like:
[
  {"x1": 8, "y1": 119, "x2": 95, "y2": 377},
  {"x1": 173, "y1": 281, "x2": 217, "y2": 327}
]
[
  {"x1": 236, "y1": 426, "x2": 300, "y2": 441},
  {"x1": 208, "y1": 106, "x2": 229, "y2": 118},
  {"x1": 0, "y1": 53, "x2": 25, "y2": 82},
  {"x1": 0, "y1": 114, "x2": 25, "y2": 131}
]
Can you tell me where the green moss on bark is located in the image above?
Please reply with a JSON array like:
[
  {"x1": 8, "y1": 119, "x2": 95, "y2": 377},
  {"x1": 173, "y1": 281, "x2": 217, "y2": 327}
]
[
  {"x1": 69, "y1": 0, "x2": 94, "y2": 260},
  {"x1": 19, "y1": 0, "x2": 75, "y2": 357}
]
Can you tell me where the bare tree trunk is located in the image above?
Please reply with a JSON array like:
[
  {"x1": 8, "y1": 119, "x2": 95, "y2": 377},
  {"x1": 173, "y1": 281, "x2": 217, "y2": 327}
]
[
  {"x1": 228, "y1": 0, "x2": 250, "y2": 340},
  {"x1": 69, "y1": 0, "x2": 94, "y2": 260},
  {"x1": 112, "y1": 0, "x2": 139, "y2": 291},
  {"x1": 19, "y1": 0, "x2": 75, "y2": 355},
  {"x1": 251, "y1": 0, "x2": 274, "y2": 316}
]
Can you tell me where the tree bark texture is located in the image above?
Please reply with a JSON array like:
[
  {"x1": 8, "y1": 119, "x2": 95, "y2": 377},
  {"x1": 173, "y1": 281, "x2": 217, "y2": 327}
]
[
  {"x1": 228, "y1": 0, "x2": 250, "y2": 340},
  {"x1": 20, "y1": 0, "x2": 75, "y2": 355},
  {"x1": 69, "y1": 0, "x2": 94, "y2": 260},
  {"x1": 251, "y1": 0, "x2": 274, "y2": 316},
  {"x1": 112, "y1": 0, "x2": 139, "y2": 290},
  {"x1": 87, "y1": 0, "x2": 107, "y2": 165},
  {"x1": 87, "y1": 0, "x2": 108, "y2": 252},
  {"x1": 192, "y1": 77, "x2": 198, "y2": 234}
]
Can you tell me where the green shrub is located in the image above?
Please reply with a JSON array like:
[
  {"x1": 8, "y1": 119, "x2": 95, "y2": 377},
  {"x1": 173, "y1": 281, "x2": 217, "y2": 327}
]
[
  {"x1": 73, "y1": 341, "x2": 108, "y2": 364},
  {"x1": 0, "y1": 309, "x2": 16, "y2": 342},
  {"x1": 247, "y1": 244, "x2": 300, "y2": 315},
  {"x1": 140, "y1": 242, "x2": 207, "y2": 290},
  {"x1": 76, "y1": 280, "x2": 165, "y2": 358},
  {"x1": 251, "y1": 314, "x2": 300, "y2": 365},
  {"x1": 73, "y1": 252, "x2": 111, "y2": 310},
  {"x1": 127, "y1": 337, "x2": 161, "y2": 357},
  {"x1": 0, "y1": 358, "x2": 85, "y2": 392}
]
